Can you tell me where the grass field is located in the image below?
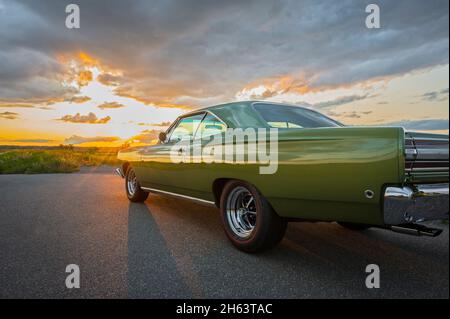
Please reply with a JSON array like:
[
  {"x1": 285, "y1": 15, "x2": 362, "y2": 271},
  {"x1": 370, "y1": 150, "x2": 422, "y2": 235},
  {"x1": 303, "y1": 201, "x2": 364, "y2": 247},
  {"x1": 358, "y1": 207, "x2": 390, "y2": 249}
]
[{"x1": 0, "y1": 148, "x2": 121, "y2": 174}]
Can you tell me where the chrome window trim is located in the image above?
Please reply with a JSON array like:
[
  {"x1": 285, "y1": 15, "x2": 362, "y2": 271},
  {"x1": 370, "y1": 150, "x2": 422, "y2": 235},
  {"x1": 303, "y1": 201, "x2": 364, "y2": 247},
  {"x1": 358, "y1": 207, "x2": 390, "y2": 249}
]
[
  {"x1": 166, "y1": 112, "x2": 207, "y2": 143},
  {"x1": 193, "y1": 111, "x2": 228, "y2": 140},
  {"x1": 206, "y1": 111, "x2": 228, "y2": 129},
  {"x1": 141, "y1": 187, "x2": 215, "y2": 205},
  {"x1": 162, "y1": 118, "x2": 180, "y2": 144},
  {"x1": 162, "y1": 110, "x2": 227, "y2": 144}
]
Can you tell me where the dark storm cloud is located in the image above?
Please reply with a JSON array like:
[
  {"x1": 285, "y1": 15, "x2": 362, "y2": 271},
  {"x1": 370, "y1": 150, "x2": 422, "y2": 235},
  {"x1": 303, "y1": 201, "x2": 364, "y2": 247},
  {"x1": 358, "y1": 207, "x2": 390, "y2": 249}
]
[{"x1": 1, "y1": 0, "x2": 449, "y2": 107}]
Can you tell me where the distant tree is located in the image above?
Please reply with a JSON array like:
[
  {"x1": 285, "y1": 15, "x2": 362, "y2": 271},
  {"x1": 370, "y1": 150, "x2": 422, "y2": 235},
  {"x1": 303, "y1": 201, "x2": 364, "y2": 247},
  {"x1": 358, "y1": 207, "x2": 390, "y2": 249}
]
[{"x1": 120, "y1": 142, "x2": 131, "y2": 150}]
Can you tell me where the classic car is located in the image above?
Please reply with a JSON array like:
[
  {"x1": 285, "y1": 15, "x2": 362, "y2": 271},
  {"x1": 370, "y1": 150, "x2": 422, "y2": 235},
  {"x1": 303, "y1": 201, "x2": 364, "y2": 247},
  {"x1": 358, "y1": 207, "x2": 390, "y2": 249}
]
[{"x1": 116, "y1": 101, "x2": 449, "y2": 252}]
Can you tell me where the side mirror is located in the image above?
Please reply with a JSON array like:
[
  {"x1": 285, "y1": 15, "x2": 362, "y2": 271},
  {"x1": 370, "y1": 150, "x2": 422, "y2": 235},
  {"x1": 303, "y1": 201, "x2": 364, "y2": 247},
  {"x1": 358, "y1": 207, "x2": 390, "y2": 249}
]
[{"x1": 158, "y1": 132, "x2": 167, "y2": 143}]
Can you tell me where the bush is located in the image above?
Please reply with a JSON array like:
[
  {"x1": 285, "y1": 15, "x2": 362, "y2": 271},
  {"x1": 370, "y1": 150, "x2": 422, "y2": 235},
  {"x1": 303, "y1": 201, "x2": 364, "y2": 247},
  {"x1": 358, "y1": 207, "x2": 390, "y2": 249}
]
[{"x1": 0, "y1": 149, "x2": 120, "y2": 174}]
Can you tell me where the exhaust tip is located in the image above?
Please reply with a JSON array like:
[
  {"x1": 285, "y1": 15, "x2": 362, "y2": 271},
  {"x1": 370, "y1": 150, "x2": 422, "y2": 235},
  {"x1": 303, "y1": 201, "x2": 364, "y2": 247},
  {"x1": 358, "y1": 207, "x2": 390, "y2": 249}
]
[{"x1": 390, "y1": 224, "x2": 443, "y2": 237}]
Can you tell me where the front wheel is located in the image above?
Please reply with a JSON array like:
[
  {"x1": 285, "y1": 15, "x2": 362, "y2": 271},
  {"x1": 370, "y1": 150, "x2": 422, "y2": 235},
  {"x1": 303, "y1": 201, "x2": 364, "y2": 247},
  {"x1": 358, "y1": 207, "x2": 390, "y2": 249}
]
[
  {"x1": 220, "y1": 180, "x2": 287, "y2": 253},
  {"x1": 125, "y1": 166, "x2": 149, "y2": 202}
]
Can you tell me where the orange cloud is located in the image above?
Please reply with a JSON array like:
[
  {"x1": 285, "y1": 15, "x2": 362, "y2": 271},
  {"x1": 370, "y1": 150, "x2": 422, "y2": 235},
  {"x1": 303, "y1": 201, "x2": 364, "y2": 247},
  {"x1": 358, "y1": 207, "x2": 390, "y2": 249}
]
[
  {"x1": 113, "y1": 90, "x2": 194, "y2": 109},
  {"x1": 66, "y1": 96, "x2": 91, "y2": 104},
  {"x1": 127, "y1": 129, "x2": 160, "y2": 145},
  {"x1": 78, "y1": 52, "x2": 99, "y2": 67},
  {"x1": 58, "y1": 112, "x2": 111, "y2": 124},
  {"x1": 97, "y1": 73, "x2": 123, "y2": 86},
  {"x1": 97, "y1": 101, "x2": 125, "y2": 109},
  {"x1": 137, "y1": 121, "x2": 171, "y2": 127},
  {"x1": 64, "y1": 134, "x2": 120, "y2": 145},
  {"x1": 77, "y1": 70, "x2": 93, "y2": 87},
  {"x1": 0, "y1": 102, "x2": 35, "y2": 108},
  {"x1": 237, "y1": 74, "x2": 314, "y2": 100},
  {"x1": 0, "y1": 111, "x2": 19, "y2": 120}
]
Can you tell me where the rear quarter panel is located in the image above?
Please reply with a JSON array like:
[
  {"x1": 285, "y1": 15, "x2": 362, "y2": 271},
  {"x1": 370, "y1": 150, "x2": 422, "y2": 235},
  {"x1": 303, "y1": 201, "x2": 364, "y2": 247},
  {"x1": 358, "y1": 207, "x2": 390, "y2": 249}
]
[
  {"x1": 257, "y1": 127, "x2": 404, "y2": 225},
  {"x1": 193, "y1": 127, "x2": 404, "y2": 225}
]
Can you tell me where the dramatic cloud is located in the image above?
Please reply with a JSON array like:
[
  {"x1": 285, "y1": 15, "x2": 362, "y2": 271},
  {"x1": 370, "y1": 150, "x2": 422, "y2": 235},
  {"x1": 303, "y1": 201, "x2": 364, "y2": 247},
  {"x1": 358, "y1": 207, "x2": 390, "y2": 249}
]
[
  {"x1": 381, "y1": 119, "x2": 449, "y2": 131},
  {"x1": 138, "y1": 122, "x2": 172, "y2": 127},
  {"x1": 327, "y1": 110, "x2": 372, "y2": 119},
  {"x1": 66, "y1": 96, "x2": 91, "y2": 104},
  {"x1": 5, "y1": 138, "x2": 55, "y2": 143},
  {"x1": 64, "y1": 135, "x2": 120, "y2": 144},
  {"x1": 58, "y1": 112, "x2": 111, "y2": 124},
  {"x1": 0, "y1": 102, "x2": 35, "y2": 108},
  {"x1": 420, "y1": 88, "x2": 449, "y2": 102},
  {"x1": 0, "y1": 111, "x2": 19, "y2": 119},
  {"x1": 0, "y1": 0, "x2": 447, "y2": 108},
  {"x1": 314, "y1": 95, "x2": 370, "y2": 109},
  {"x1": 0, "y1": 101, "x2": 54, "y2": 109},
  {"x1": 154, "y1": 121, "x2": 171, "y2": 127},
  {"x1": 129, "y1": 129, "x2": 161, "y2": 144},
  {"x1": 97, "y1": 73, "x2": 123, "y2": 86},
  {"x1": 97, "y1": 101, "x2": 125, "y2": 109},
  {"x1": 286, "y1": 95, "x2": 372, "y2": 111}
]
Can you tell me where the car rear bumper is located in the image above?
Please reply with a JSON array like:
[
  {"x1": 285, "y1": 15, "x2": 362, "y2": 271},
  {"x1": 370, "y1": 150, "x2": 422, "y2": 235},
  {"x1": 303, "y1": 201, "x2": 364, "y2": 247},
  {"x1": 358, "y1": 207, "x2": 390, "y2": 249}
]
[{"x1": 384, "y1": 183, "x2": 449, "y2": 225}]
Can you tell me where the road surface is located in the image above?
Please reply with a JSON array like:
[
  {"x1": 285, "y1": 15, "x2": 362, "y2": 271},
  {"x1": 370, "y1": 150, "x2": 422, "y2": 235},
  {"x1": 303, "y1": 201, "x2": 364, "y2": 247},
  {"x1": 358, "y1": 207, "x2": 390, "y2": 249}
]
[{"x1": 0, "y1": 167, "x2": 448, "y2": 298}]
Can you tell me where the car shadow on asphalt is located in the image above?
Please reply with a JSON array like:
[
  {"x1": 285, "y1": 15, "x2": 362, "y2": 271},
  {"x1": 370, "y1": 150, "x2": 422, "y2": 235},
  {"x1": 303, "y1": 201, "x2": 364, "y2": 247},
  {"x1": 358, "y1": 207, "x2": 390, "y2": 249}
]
[
  {"x1": 127, "y1": 195, "x2": 449, "y2": 298},
  {"x1": 127, "y1": 202, "x2": 193, "y2": 298}
]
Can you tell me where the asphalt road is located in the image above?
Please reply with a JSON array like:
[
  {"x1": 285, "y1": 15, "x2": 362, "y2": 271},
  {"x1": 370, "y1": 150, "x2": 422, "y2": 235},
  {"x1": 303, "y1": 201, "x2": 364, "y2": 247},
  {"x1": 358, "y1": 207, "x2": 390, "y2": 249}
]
[{"x1": 0, "y1": 167, "x2": 448, "y2": 298}]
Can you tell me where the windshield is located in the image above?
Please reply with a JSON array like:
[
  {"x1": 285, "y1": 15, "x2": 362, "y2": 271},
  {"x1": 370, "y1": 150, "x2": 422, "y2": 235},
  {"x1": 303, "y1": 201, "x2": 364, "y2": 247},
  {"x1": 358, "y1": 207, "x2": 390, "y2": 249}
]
[{"x1": 253, "y1": 103, "x2": 342, "y2": 128}]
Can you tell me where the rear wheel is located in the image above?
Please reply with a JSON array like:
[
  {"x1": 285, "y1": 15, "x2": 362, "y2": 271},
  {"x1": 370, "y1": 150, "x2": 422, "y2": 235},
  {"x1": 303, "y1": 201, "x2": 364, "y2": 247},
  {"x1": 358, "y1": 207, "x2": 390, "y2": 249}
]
[
  {"x1": 125, "y1": 166, "x2": 149, "y2": 202},
  {"x1": 337, "y1": 222, "x2": 371, "y2": 231},
  {"x1": 220, "y1": 180, "x2": 287, "y2": 253}
]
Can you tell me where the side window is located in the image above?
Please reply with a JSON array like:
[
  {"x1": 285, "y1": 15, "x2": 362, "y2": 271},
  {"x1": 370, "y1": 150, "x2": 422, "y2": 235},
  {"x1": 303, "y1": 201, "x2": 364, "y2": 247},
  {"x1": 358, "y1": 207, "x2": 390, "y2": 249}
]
[
  {"x1": 168, "y1": 113, "x2": 205, "y2": 142},
  {"x1": 195, "y1": 113, "x2": 227, "y2": 139}
]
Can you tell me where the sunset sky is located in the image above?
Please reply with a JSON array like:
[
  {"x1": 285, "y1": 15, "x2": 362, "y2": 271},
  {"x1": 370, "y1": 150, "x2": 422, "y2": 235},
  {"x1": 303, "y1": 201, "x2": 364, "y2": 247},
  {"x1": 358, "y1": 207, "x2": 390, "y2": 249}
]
[{"x1": 0, "y1": 0, "x2": 448, "y2": 147}]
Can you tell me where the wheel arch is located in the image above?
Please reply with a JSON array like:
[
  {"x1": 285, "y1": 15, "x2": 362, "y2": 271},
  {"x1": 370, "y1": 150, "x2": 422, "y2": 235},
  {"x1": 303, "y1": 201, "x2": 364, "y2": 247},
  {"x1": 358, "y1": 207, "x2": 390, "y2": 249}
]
[
  {"x1": 121, "y1": 161, "x2": 131, "y2": 175},
  {"x1": 212, "y1": 178, "x2": 232, "y2": 208}
]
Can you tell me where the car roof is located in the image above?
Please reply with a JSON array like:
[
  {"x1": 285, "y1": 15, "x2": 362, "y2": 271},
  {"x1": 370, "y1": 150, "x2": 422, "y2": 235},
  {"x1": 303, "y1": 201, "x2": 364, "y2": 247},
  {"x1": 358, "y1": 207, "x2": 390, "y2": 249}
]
[{"x1": 181, "y1": 101, "x2": 314, "y2": 128}]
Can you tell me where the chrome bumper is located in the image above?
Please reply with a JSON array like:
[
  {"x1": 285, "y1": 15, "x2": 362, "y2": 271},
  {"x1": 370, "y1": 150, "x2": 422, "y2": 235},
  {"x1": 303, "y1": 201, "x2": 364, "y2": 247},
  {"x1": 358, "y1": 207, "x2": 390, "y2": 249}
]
[{"x1": 384, "y1": 183, "x2": 449, "y2": 225}]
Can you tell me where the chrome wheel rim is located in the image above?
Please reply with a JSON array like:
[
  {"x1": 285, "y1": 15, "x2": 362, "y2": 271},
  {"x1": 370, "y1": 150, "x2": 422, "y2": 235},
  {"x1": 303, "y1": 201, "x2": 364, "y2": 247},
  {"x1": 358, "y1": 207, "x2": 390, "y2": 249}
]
[
  {"x1": 126, "y1": 169, "x2": 138, "y2": 196},
  {"x1": 226, "y1": 186, "x2": 257, "y2": 239}
]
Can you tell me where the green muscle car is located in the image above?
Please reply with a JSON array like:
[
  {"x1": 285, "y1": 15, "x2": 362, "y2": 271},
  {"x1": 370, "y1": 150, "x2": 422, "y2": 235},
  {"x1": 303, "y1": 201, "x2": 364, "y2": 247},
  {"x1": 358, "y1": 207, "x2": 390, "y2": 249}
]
[{"x1": 117, "y1": 101, "x2": 449, "y2": 252}]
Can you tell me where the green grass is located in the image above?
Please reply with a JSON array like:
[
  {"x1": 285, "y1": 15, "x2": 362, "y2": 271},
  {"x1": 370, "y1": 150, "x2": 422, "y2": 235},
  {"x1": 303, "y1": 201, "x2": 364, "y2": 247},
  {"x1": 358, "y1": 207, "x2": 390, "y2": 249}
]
[{"x1": 0, "y1": 149, "x2": 121, "y2": 174}]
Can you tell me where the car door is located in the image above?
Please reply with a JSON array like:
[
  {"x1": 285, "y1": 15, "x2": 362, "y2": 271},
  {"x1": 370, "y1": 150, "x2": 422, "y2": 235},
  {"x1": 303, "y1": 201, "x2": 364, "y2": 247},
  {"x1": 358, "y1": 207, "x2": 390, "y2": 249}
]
[
  {"x1": 186, "y1": 113, "x2": 228, "y2": 195},
  {"x1": 139, "y1": 113, "x2": 205, "y2": 193}
]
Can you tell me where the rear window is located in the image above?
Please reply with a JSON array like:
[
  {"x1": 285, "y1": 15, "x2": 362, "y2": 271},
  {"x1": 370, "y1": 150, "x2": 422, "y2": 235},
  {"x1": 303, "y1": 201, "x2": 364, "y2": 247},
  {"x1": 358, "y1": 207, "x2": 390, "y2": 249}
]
[{"x1": 253, "y1": 103, "x2": 342, "y2": 129}]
